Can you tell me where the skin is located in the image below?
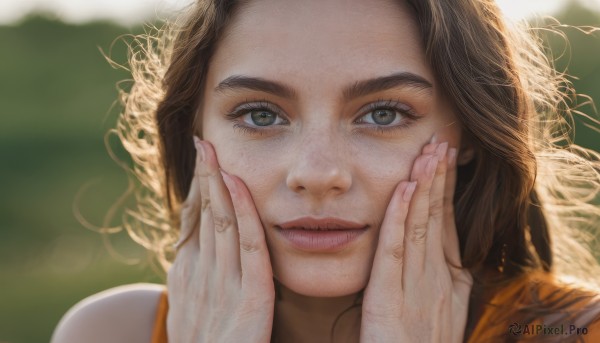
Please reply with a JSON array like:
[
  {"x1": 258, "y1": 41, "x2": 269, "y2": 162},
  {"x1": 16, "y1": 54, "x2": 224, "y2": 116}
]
[
  {"x1": 203, "y1": 0, "x2": 463, "y2": 295},
  {"x1": 48, "y1": 1, "x2": 600, "y2": 342},
  {"x1": 166, "y1": 0, "x2": 474, "y2": 341}
]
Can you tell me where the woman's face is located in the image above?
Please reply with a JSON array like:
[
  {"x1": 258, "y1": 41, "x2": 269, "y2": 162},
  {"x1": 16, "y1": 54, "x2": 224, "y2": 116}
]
[{"x1": 201, "y1": 0, "x2": 462, "y2": 297}]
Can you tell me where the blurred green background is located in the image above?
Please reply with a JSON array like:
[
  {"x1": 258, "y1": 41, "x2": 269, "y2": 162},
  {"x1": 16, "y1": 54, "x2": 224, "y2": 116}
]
[{"x1": 1, "y1": 2, "x2": 599, "y2": 343}]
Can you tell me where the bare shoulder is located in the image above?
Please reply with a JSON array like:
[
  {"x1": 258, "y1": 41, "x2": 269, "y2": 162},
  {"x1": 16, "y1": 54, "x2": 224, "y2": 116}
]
[{"x1": 51, "y1": 283, "x2": 166, "y2": 343}]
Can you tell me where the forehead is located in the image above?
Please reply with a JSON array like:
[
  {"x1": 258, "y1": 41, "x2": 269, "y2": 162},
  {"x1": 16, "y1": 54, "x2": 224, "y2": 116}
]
[{"x1": 208, "y1": 0, "x2": 434, "y2": 97}]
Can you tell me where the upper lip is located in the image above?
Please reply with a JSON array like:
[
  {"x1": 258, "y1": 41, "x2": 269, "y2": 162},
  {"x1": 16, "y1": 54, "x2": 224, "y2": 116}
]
[{"x1": 276, "y1": 217, "x2": 368, "y2": 231}]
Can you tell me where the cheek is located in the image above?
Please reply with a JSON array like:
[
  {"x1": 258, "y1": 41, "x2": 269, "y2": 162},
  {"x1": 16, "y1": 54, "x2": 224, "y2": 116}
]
[
  {"x1": 349, "y1": 143, "x2": 420, "y2": 228},
  {"x1": 352, "y1": 140, "x2": 421, "y2": 183},
  {"x1": 213, "y1": 143, "x2": 265, "y2": 182},
  {"x1": 210, "y1": 138, "x2": 281, "y2": 204}
]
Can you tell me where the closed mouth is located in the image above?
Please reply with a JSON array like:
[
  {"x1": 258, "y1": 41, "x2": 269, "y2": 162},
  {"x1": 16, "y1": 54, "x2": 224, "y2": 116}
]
[
  {"x1": 275, "y1": 225, "x2": 369, "y2": 231},
  {"x1": 276, "y1": 216, "x2": 368, "y2": 231}
]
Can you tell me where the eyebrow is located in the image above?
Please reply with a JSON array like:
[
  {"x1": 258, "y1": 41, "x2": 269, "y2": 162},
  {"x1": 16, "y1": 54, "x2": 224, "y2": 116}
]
[
  {"x1": 214, "y1": 72, "x2": 433, "y2": 101},
  {"x1": 343, "y1": 72, "x2": 433, "y2": 100},
  {"x1": 215, "y1": 75, "x2": 297, "y2": 99}
]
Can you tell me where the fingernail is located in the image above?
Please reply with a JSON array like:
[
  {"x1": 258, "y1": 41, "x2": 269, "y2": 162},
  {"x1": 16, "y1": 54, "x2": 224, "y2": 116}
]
[
  {"x1": 448, "y1": 148, "x2": 457, "y2": 168},
  {"x1": 193, "y1": 136, "x2": 205, "y2": 162},
  {"x1": 427, "y1": 155, "x2": 440, "y2": 176},
  {"x1": 430, "y1": 133, "x2": 437, "y2": 144},
  {"x1": 436, "y1": 142, "x2": 449, "y2": 159},
  {"x1": 403, "y1": 181, "x2": 417, "y2": 202},
  {"x1": 220, "y1": 169, "x2": 236, "y2": 195}
]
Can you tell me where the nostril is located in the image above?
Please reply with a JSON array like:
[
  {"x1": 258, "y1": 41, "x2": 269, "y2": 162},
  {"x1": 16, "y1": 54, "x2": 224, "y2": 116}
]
[
  {"x1": 285, "y1": 163, "x2": 352, "y2": 197},
  {"x1": 290, "y1": 185, "x2": 307, "y2": 194}
]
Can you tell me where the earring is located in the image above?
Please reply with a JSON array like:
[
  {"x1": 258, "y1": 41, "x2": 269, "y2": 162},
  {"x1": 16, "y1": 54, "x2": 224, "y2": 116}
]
[{"x1": 498, "y1": 243, "x2": 507, "y2": 273}]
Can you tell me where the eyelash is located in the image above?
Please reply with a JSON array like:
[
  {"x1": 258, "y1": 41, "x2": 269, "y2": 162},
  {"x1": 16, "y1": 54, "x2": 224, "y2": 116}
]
[
  {"x1": 353, "y1": 99, "x2": 421, "y2": 134},
  {"x1": 224, "y1": 100, "x2": 283, "y2": 136},
  {"x1": 224, "y1": 98, "x2": 421, "y2": 135}
]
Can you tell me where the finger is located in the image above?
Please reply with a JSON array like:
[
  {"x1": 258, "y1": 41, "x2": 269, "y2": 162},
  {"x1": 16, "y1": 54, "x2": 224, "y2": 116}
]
[
  {"x1": 421, "y1": 142, "x2": 438, "y2": 155},
  {"x1": 404, "y1": 150, "x2": 439, "y2": 275},
  {"x1": 426, "y1": 142, "x2": 449, "y2": 264},
  {"x1": 194, "y1": 138, "x2": 216, "y2": 268},
  {"x1": 443, "y1": 148, "x2": 470, "y2": 291},
  {"x1": 221, "y1": 172, "x2": 274, "y2": 294},
  {"x1": 369, "y1": 181, "x2": 416, "y2": 294},
  {"x1": 176, "y1": 138, "x2": 203, "y2": 252},
  {"x1": 443, "y1": 147, "x2": 462, "y2": 269},
  {"x1": 199, "y1": 140, "x2": 241, "y2": 282},
  {"x1": 421, "y1": 132, "x2": 439, "y2": 155}
]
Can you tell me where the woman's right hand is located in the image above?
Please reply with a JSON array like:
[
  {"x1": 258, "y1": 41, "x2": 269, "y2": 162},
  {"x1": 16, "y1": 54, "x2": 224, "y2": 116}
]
[{"x1": 166, "y1": 137, "x2": 275, "y2": 343}]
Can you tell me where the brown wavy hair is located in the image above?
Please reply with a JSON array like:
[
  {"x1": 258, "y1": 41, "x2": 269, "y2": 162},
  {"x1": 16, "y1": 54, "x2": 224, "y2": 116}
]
[{"x1": 105, "y1": 0, "x2": 600, "y2": 340}]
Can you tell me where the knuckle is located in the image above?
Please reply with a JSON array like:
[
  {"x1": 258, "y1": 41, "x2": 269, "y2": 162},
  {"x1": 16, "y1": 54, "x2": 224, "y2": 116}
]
[
  {"x1": 212, "y1": 211, "x2": 235, "y2": 233},
  {"x1": 239, "y1": 234, "x2": 261, "y2": 253},
  {"x1": 410, "y1": 223, "x2": 428, "y2": 244},
  {"x1": 384, "y1": 242, "x2": 405, "y2": 263},
  {"x1": 201, "y1": 197, "x2": 211, "y2": 211}
]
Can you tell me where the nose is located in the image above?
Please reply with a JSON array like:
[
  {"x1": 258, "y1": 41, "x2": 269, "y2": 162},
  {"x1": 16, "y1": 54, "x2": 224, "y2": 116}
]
[{"x1": 285, "y1": 130, "x2": 352, "y2": 200}]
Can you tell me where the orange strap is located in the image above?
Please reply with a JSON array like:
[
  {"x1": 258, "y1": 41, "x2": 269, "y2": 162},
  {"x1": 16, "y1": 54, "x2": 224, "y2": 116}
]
[{"x1": 151, "y1": 289, "x2": 169, "y2": 343}]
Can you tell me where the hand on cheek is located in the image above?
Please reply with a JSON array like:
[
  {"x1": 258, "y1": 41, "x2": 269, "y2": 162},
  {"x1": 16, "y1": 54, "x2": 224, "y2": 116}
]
[
  {"x1": 360, "y1": 134, "x2": 473, "y2": 343},
  {"x1": 167, "y1": 138, "x2": 275, "y2": 343}
]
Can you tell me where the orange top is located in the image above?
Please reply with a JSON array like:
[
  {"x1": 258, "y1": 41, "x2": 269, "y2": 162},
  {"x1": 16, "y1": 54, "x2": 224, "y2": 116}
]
[
  {"x1": 151, "y1": 289, "x2": 169, "y2": 343},
  {"x1": 151, "y1": 272, "x2": 600, "y2": 343}
]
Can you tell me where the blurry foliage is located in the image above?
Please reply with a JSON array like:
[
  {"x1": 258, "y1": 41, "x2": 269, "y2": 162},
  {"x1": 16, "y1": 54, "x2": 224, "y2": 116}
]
[
  {"x1": 0, "y1": 14, "x2": 160, "y2": 343},
  {"x1": 541, "y1": 0, "x2": 600, "y2": 151},
  {"x1": 0, "y1": 2, "x2": 599, "y2": 343}
]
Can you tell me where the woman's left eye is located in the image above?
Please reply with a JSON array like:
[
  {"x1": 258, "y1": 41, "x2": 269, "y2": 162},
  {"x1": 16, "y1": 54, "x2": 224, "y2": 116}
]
[
  {"x1": 358, "y1": 108, "x2": 402, "y2": 126},
  {"x1": 354, "y1": 100, "x2": 420, "y2": 132},
  {"x1": 243, "y1": 108, "x2": 286, "y2": 126}
]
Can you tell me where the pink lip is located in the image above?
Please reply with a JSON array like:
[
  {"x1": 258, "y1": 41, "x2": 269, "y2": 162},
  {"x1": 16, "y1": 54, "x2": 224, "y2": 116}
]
[{"x1": 276, "y1": 217, "x2": 369, "y2": 252}]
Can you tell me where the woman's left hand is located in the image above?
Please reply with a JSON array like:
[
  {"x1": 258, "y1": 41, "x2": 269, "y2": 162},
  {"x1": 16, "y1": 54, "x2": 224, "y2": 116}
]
[{"x1": 360, "y1": 137, "x2": 473, "y2": 343}]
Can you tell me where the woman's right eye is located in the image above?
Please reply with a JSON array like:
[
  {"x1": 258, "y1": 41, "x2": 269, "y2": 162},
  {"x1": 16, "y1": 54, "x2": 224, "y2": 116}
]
[{"x1": 225, "y1": 101, "x2": 289, "y2": 131}]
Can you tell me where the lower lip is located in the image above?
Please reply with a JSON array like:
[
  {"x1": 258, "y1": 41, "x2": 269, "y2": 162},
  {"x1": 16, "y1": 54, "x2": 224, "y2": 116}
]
[{"x1": 276, "y1": 227, "x2": 368, "y2": 252}]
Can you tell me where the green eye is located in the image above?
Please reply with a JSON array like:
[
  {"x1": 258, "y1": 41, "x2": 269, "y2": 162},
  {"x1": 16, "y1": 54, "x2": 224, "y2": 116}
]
[
  {"x1": 250, "y1": 110, "x2": 277, "y2": 126},
  {"x1": 352, "y1": 99, "x2": 422, "y2": 134},
  {"x1": 359, "y1": 108, "x2": 402, "y2": 126},
  {"x1": 371, "y1": 109, "x2": 396, "y2": 125}
]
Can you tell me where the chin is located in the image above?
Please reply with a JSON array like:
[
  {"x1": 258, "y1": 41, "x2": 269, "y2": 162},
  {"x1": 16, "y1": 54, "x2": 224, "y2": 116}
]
[
  {"x1": 278, "y1": 278, "x2": 366, "y2": 298},
  {"x1": 273, "y1": 263, "x2": 369, "y2": 297}
]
